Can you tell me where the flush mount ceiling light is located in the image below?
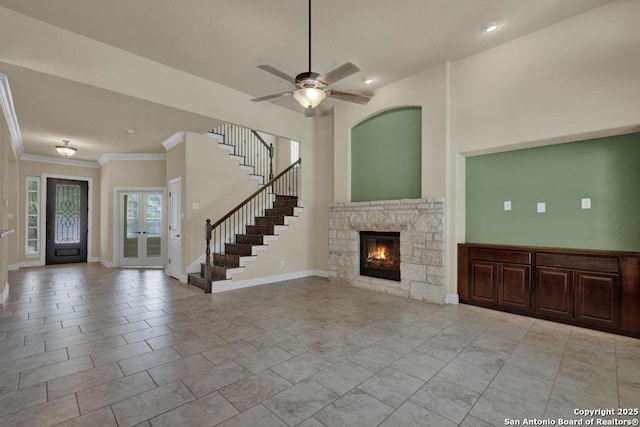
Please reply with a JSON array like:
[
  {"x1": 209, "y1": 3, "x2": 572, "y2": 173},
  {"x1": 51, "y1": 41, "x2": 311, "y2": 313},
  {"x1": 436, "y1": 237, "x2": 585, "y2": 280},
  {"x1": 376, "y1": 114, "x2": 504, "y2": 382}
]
[
  {"x1": 55, "y1": 139, "x2": 77, "y2": 157},
  {"x1": 362, "y1": 76, "x2": 374, "y2": 84},
  {"x1": 125, "y1": 127, "x2": 136, "y2": 134},
  {"x1": 482, "y1": 20, "x2": 501, "y2": 33}
]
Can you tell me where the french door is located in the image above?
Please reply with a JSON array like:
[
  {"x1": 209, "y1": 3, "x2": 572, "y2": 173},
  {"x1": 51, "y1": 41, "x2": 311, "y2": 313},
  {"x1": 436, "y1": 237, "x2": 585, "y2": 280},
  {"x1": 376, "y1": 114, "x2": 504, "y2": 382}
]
[
  {"x1": 120, "y1": 192, "x2": 163, "y2": 267},
  {"x1": 46, "y1": 178, "x2": 89, "y2": 265}
]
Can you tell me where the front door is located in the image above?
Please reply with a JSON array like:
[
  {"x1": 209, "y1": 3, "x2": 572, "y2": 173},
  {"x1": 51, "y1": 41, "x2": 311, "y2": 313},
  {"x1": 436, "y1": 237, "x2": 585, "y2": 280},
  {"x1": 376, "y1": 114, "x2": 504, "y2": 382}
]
[
  {"x1": 120, "y1": 192, "x2": 163, "y2": 267},
  {"x1": 46, "y1": 178, "x2": 89, "y2": 265}
]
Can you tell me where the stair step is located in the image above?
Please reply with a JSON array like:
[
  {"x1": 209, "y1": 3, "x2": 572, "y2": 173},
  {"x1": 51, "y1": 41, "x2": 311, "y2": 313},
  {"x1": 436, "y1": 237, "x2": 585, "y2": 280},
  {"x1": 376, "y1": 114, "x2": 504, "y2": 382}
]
[
  {"x1": 255, "y1": 216, "x2": 285, "y2": 226},
  {"x1": 225, "y1": 243, "x2": 253, "y2": 256},
  {"x1": 213, "y1": 253, "x2": 240, "y2": 268},
  {"x1": 236, "y1": 234, "x2": 264, "y2": 245},
  {"x1": 275, "y1": 194, "x2": 298, "y2": 201},
  {"x1": 272, "y1": 198, "x2": 298, "y2": 208},
  {"x1": 265, "y1": 206, "x2": 294, "y2": 217},
  {"x1": 246, "y1": 224, "x2": 274, "y2": 235}
]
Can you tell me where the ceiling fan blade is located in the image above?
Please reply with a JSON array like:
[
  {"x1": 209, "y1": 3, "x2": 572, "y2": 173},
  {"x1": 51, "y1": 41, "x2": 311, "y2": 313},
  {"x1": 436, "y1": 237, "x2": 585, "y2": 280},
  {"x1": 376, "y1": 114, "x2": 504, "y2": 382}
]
[
  {"x1": 323, "y1": 62, "x2": 360, "y2": 85},
  {"x1": 251, "y1": 92, "x2": 291, "y2": 102},
  {"x1": 257, "y1": 65, "x2": 295, "y2": 83},
  {"x1": 328, "y1": 89, "x2": 372, "y2": 105}
]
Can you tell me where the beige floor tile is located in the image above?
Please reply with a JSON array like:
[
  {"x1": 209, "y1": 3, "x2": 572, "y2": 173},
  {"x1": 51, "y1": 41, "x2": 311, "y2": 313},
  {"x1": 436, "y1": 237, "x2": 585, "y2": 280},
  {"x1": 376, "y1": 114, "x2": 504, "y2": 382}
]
[{"x1": 47, "y1": 363, "x2": 124, "y2": 401}]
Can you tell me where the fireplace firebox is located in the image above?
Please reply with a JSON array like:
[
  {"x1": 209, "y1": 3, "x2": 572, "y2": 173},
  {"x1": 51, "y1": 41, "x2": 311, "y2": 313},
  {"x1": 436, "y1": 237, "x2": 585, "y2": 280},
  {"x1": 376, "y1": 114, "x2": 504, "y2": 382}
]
[{"x1": 359, "y1": 231, "x2": 400, "y2": 281}]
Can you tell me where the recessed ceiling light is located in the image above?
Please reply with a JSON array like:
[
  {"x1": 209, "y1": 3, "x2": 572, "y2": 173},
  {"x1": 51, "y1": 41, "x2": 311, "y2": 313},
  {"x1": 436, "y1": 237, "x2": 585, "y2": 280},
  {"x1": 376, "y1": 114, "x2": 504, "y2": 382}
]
[
  {"x1": 125, "y1": 128, "x2": 136, "y2": 134},
  {"x1": 362, "y1": 76, "x2": 374, "y2": 84},
  {"x1": 482, "y1": 20, "x2": 500, "y2": 33}
]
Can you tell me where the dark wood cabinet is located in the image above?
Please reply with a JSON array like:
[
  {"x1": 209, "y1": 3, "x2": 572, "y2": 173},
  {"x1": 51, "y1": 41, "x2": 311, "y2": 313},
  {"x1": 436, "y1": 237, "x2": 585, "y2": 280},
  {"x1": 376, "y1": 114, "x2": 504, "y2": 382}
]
[
  {"x1": 458, "y1": 243, "x2": 640, "y2": 338},
  {"x1": 498, "y1": 264, "x2": 531, "y2": 310},
  {"x1": 574, "y1": 271, "x2": 618, "y2": 327},
  {"x1": 470, "y1": 261, "x2": 498, "y2": 303},
  {"x1": 535, "y1": 267, "x2": 574, "y2": 319}
]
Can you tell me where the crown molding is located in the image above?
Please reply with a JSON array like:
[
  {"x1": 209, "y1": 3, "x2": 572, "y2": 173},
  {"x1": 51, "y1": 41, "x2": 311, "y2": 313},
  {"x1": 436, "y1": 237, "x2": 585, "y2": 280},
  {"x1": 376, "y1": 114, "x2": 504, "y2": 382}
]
[
  {"x1": 0, "y1": 73, "x2": 24, "y2": 157},
  {"x1": 162, "y1": 131, "x2": 185, "y2": 151},
  {"x1": 20, "y1": 154, "x2": 100, "y2": 168},
  {"x1": 97, "y1": 152, "x2": 166, "y2": 166}
]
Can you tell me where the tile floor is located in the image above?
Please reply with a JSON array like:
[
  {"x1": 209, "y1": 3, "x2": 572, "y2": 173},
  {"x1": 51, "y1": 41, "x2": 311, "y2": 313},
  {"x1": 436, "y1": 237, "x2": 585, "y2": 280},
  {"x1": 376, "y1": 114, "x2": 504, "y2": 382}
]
[{"x1": 0, "y1": 264, "x2": 638, "y2": 426}]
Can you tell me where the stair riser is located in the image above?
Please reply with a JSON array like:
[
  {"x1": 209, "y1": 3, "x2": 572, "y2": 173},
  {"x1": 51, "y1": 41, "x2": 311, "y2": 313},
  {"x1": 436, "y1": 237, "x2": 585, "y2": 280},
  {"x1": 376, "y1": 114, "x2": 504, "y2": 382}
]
[
  {"x1": 246, "y1": 225, "x2": 275, "y2": 235},
  {"x1": 255, "y1": 216, "x2": 285, "y2": 226},
  {"x1": 213, "y1": 253, "x2": 240, "y2": 268},
  {"x1": 236, "y1": 234, "x2": 264, "y2": 245},
  {"x1": 265, "y1": 207, "x2": 294, "y2": 217},
  {"x1": 272, "y1": 199, "x2": 298, "y2": 208},
  {"x1": 225, "y1": 244, "x2": 253, "y2": 256}
]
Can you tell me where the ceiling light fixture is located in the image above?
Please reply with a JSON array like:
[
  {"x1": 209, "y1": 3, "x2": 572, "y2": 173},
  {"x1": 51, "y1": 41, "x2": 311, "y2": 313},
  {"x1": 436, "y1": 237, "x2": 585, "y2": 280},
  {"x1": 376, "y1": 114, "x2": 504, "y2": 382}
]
[
  {"x1": 362, "y1": 76, "x2": 374, "y2": 84},
  {"x1": 55, "y1": 140, "x2": 77, "y2": 158},
  {"x1": 292, "y1": 0, "x2": 327, "y2": 109},
  {"x1": 482, "y1": 20, "x2": 501, "y2": 33},
  {"x1": 125, "y1": 127, "x2": 136, "y2": 134}
]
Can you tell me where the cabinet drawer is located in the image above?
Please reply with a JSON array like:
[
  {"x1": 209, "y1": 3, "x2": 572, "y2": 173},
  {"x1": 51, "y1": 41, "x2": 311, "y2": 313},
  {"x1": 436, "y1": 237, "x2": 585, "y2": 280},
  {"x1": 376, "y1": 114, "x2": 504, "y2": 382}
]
[
  {"x1": 536, "y1": 253, "x2": 618, "y2": 273},
  {"x1": 470, "y1": 248, "x2": 531, "y2": 264}
]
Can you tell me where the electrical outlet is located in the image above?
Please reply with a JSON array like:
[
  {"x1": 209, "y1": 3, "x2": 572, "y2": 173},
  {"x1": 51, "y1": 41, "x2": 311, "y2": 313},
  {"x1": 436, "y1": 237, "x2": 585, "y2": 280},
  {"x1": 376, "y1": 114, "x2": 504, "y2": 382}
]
[
  {"x1": 503, "y1": 201, "x2": 512, "y2": 211},
  {"x1": 537, "y1": 202, "x2": 546, "y2": 213},
  {"x1": 581, "y1": 198, "x2": 591, "y2": 209}
]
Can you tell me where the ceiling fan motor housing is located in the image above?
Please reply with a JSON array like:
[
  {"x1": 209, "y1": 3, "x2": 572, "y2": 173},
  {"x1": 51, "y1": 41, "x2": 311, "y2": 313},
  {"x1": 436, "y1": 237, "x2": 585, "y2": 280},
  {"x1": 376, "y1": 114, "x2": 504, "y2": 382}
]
[{"x1": 294, "y1": 72, "x2": 328, "y2": 90}]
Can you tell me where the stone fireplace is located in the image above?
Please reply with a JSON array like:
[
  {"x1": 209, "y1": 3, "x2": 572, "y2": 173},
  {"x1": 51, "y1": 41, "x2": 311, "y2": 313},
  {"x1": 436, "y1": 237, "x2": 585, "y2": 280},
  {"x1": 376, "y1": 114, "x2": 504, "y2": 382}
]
[{"x1": 329, "y1": 198, "x2": 445, "y2": 304}]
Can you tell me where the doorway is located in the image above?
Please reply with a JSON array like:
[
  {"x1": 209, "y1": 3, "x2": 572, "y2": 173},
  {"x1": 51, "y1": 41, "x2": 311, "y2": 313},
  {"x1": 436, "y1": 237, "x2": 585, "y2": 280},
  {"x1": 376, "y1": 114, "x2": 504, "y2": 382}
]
[
  {"x1": 167, "y1": 178, "x2": 182, "y2": 280},
  {"x1": 46, "y1": 178, "x2": 89, "y2": 265},
  {"x1": 119, "y1": 191, "x2": 164, "y2": 267}
]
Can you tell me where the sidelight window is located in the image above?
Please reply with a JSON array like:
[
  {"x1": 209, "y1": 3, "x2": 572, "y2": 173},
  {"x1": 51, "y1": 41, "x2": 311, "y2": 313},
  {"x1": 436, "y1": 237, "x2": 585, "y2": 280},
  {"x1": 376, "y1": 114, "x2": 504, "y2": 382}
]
[{"x1": 25, "y1": 176, "x2": 40, "y2": 256}]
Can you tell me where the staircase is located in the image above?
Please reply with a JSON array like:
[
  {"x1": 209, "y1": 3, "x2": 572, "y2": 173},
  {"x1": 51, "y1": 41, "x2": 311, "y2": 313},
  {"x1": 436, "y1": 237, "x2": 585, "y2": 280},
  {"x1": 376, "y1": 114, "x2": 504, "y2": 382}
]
[{"x1": 188, "y1": 159, "x2": 302, "y2": 292}]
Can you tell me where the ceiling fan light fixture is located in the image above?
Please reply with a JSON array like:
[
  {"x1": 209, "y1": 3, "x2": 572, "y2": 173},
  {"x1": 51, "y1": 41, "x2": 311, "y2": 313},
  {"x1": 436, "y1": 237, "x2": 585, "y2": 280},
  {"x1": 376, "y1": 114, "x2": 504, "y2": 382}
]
[
  {"x1": 55, "y1": 140, "x2": 77, "y2": 157},
  {"x1": 293, "y1": 87, "x2": 327, "y2": 109}
]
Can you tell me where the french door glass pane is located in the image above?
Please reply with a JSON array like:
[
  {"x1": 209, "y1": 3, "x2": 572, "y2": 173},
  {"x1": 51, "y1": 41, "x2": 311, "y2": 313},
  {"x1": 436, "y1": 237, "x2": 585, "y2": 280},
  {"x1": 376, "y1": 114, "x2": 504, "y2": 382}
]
[
  {"x1": 146, "y1": 194, "x2": 162, "y2": 257},
  {"x1": 54, "y1": 184, "x2": 81, "y2": 244},
  {"x1": 123, "y1": 194, "x2": 139, "y2": 258}
]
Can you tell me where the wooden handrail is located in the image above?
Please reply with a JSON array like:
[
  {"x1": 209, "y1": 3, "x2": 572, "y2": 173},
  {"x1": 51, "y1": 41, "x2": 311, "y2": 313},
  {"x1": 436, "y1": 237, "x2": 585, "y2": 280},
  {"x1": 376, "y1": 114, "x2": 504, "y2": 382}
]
[
  {"x1": 250, "y1": 130, "x2": 271, "y2": 150},
  {"x1": 211, "y1": 158, "x2": 301, "y2": 228}
]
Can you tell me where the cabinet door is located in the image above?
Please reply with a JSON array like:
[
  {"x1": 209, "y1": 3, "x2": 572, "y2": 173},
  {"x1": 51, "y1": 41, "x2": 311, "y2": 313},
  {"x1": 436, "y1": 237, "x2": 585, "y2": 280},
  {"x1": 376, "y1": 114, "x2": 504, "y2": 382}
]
[
  {"x1": 470, "y1": 261, "x2": 498, "y2": 303},
  {"x1": 575, "y1": 271, "x2": 619, "y2": 327},
  {"x1": 498, "y1": 264, "x2": 531, "y2": 310},
  {"x1": 535, "y1": 267, "x2": 574, "y2": 318}
]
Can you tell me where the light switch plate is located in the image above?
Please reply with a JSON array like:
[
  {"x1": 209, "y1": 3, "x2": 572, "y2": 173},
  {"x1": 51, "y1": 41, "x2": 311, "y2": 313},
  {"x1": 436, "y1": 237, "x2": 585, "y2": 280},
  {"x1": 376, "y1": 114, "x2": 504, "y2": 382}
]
[
  {"x1": 581, "y1": 198, "x2": 591, "y2": 209},
  {"x1": 192, "y1": 202, "x2": 200, "y2": 210},
  {"x1": 537, "y1": 202, "x2": 546, "y2": 213},
  {"x1": 503, "y1": 201, "x2": 512, "y2": 211}
]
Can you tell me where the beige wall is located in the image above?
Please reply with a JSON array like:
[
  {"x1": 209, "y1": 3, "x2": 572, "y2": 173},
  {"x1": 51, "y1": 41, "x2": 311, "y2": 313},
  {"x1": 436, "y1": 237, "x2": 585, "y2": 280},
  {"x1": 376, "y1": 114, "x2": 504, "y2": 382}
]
[
  {"x1": 182, "y1": 132, "x2": 262, "y2": 276},
  {"x1": 17, "y1": 160, "x2": 101, "y2": 265},
  {"x1": 0, "y1": 118, "x2": 18, "y2": 297},
  {"x1": 99, "y1": 159, "x2": 166, "y2": 264}
]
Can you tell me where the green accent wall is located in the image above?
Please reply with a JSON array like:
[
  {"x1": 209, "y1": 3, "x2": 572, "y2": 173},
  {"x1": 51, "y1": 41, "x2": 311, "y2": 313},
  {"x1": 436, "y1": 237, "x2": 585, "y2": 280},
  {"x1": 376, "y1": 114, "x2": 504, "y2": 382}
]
[
  {"x1": 351, "y1": 107, "x2": 421, "y2": 202},
  {"x1": 466, "y1": 133, "x2": 640, "y2": 251}
]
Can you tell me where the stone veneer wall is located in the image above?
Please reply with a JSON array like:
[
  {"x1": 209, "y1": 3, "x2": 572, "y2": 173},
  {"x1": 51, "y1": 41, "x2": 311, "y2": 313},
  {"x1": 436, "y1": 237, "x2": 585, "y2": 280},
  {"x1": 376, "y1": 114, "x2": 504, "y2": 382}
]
[{"x1": 328, "y1": 198, "x2": 446, "y2": 304}]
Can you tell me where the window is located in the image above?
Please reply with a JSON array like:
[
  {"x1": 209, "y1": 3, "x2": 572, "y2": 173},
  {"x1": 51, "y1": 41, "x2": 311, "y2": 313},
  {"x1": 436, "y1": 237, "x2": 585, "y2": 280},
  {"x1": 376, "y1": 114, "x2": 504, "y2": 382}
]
[
  {"x1": 291, "y1": 140, "x2": 300, "y2": 164},
  {"x1": 25, "y1": 176, "x2": 40, "y2": 256}
]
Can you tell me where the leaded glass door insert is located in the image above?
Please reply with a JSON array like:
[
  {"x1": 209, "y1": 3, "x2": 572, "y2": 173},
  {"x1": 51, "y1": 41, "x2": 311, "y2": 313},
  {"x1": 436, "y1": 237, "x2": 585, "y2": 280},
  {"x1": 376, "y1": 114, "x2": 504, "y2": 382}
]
[{"x1": 46, "y1": 178, "x2": 88, "y2": 265}]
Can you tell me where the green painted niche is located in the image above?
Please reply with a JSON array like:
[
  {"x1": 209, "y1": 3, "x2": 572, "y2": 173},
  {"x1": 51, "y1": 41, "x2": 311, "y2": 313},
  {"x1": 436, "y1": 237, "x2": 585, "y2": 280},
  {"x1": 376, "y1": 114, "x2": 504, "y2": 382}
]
[
  {"x1": 351, "y1": 107, "x2": 422, "y2": 202},
  {"x1": 465, "y1": 132, "x2": 640, "y2": 251}
]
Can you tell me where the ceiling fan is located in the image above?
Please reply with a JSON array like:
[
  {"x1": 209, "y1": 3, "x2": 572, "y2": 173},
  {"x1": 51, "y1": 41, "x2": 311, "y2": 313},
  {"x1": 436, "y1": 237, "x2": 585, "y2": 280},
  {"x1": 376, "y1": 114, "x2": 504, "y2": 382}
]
[{"x1": 251, "y1": 0, "x2": 373, "y2": 112}]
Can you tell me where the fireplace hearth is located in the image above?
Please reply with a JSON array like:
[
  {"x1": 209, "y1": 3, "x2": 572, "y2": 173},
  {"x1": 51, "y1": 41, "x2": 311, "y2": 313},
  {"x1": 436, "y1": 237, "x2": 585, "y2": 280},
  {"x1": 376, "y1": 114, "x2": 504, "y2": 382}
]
[{"x1": 360, "y1": 231, "x2": 400, "y2": 281}]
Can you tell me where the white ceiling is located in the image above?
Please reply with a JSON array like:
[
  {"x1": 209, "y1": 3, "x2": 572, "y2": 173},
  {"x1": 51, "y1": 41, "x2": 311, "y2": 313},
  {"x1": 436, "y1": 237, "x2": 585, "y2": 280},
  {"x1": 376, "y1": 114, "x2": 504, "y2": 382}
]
[{"x1": 0, "y1": 0, "x2": 613, "y2": 162}]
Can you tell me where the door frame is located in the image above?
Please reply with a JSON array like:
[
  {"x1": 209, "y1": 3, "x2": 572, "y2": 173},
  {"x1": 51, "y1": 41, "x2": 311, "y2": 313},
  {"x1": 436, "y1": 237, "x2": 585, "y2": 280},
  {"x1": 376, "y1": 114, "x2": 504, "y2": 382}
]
[
  {"x1": 113, "y1": 187, "x2": 166, "y2": 268},
  {"x1": 40, "y1": 174, "x2": 94, "y2": 266}
]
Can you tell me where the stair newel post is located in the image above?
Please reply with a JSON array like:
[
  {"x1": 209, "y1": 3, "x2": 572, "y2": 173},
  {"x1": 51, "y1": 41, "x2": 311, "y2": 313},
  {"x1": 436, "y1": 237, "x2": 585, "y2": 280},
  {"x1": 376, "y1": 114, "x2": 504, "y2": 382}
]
[
  {"x1": 297, "y1": 157, "x2": 302, "y2": 204},
  {"x1": 204, "y1": 219, "x2": 212, "y2": 293}
]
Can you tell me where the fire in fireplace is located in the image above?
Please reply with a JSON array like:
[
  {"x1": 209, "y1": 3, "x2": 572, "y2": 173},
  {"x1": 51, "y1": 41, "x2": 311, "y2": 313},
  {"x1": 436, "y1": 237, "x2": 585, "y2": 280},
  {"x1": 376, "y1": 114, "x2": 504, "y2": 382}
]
[{"x1": 360, "y1": 231, "x2": 400, "y2": 281}]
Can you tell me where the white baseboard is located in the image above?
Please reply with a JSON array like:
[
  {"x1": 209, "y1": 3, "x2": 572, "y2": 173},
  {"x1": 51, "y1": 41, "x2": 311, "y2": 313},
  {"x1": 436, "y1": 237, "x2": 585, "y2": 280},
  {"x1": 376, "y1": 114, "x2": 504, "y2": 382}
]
[
  {"x1": 0, "y1": 283, "x2": 9, "y2": 304},
  {"x1": 212, "y1": 269, "x2": 329, "y2": 293},
  {"x1": 19, "y1": 260, "x2": 42, "y2": 268},
  {"x1": 165, "y1": 269, "x2": 188, "y2": 283},
  {"x1": 88, "y1": 257, "x2": 101, "y2": 263},
  {"x1": 7, "y1": 264, "x2": 19, "y2": 271},
  {"x1": 100, "y1": 259, "x2": 117, "y2": 268},
  {"x1": 446, "y1": 293, "x2": 459, "y2": 304}
]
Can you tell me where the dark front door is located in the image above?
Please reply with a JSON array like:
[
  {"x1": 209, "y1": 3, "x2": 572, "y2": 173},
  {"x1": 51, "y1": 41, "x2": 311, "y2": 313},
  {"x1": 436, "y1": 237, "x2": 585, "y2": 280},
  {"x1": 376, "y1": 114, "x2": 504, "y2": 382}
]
[{"x1": 46, "y1": 178, "x2": 89, "y2": 265}]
